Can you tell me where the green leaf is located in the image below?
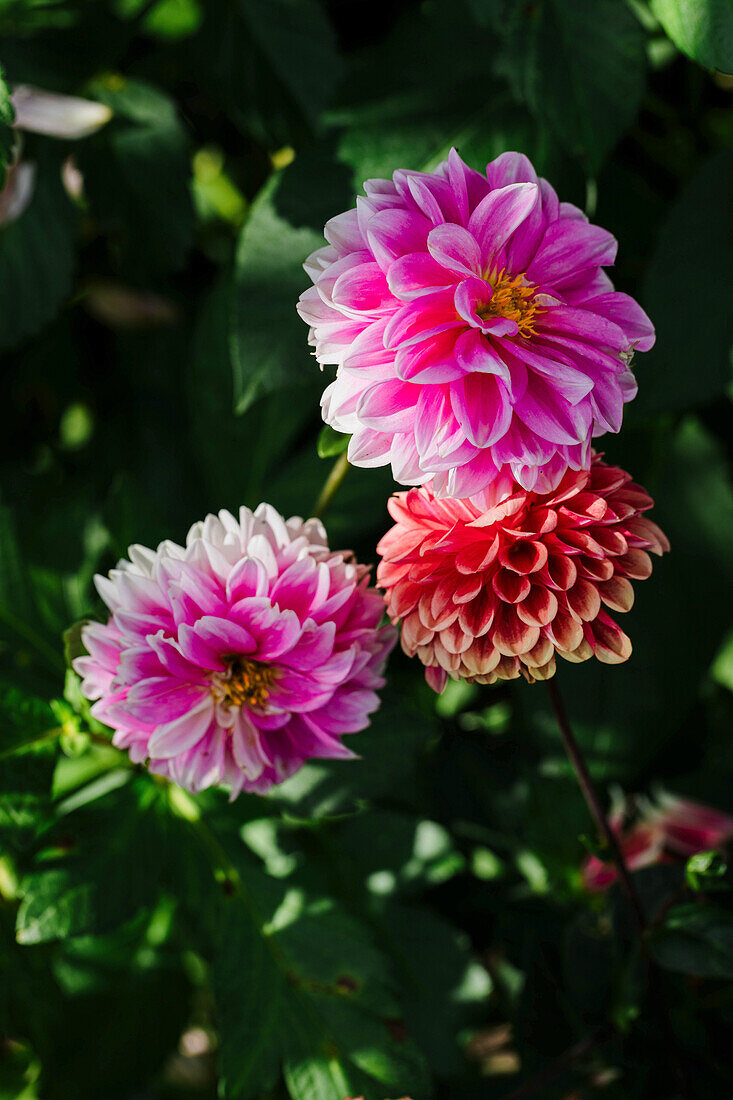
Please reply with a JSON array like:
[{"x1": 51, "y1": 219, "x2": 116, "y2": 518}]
[
  {"x1": 636, "y1": 149, "x2": 733, "y2": 415},
  {"x1": 0, "y1": 683, "x2": 56, "y2": 759},
  {"x1": 498, "y1": 0, "x2": 647, "y2": 172},
  {"x1": 0, "y1": 62, "x2": 16, "y2": 190},
  {"x1": 270, "y1": 687, "x2": 437, "y2": 819},
  {"x1": 76, "y1": 77, "x2": 194, "y2": 275},
  {"x1": 686, "y1": 850, "x2": 728, "y2": 891},
  {"x1": 317, "y1": 425, "x2": 350, "y2": 459},
  {"x1": 382, "y1": 903, "x2": 491, "y2": 1077},
  {"x1": 0, "y1": 147, "x2": 76, "y2": 351},
  {"x1": 237, "y1": 0, "x2": 341, "y2": 128},
  {"x1": 213, "y1": 864, "x2": 429, "y2": 1100},
  {"x1": 651, "y1": 0, "x2": 733, "y2": 73},
  {"x1": 231, "y1": 173, "x2": 323, "y2": 415},
  {"x1": 15, "y1": 779, "x2": 198, "y2": 943},
  {"x1": 0, "y1": 498, "x2": 65, "y2": 684},
  {"x1": 649, "y1": 903, "x2": 733, "y2": 978}
]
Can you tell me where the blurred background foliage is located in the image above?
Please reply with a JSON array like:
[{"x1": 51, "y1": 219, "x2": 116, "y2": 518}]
[{"x1": 0, "y1": 0, "x2": 732, "y2": 1097}]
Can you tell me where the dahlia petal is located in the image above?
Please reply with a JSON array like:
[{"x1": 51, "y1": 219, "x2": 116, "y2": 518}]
[
  {"x1": 383, "y1": 291, "x2": 461, "y2": 349},
  {"x1": 597, "y1": 576, "x2": 635, "y2": 613},
  {"x1": 450, "y1": 371, "x2": 512, "y2": 448},
  {"x1": 454, "y1": 277, "x2": 492, "y2": 327},
  {"x1": 588, "y1": 612, "x2": 632, "y2": 664},
  {"x1": 453, "y1": 330, "x2": 512, "y2": 383},
  {"x1": 493, "y1": 605, "x2": 540, "y2": 656},
  {"x1": 427, "y1": 223, "x2": 482, "y2": 277},
  {"x1": 566, "y1": 578, "x2": 602, "y2": 621},
  {"x1": 395, "y1": 331, "x2": 467, "y2": 383},
  {"x1": 583, "y1": 292, "x2": 655, "y2": 352},
  {"x1": 331, "y1": 262, "x2": 395, "y2": 314},
  {"x1": 467, "y1": 182, "x2": 539, "y2": 268},
  {"x1": 148, "y1": 697, "x2": 213, "y2": 758},
  {"x1": 324, "y1": 208, "x2": 365, "y2": 253},
  {"x1": 347, "y1": 427, "x2": 393, "y2": 467},
  {"x1": 528, "y1": 219, "x2": 617, "y2": 285},
  {"x1": 191, "y1": 616, "x2": 258, "y2": 658},
  {"x1": 425, "y1": 665, "x2": 448, "y2": 693},
  {"x1": 516, "y1": 586, "x2": 558, "y2": 627},
  {"x1": 357, "y1": 379, "x2": 419, "y2": 432},
  {"x1": 366, "y1": 208, "x2": 432, "y2": 270},
  {"x1": 387, "y1": 252, "x2": 457, "y2": 298}
]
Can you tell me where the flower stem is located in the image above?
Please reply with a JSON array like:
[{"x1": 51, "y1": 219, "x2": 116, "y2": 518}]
[
  {"x1": 546, "y1": 678, "x2": 646, "y2": 935},
  {"x1": 312, "y1": 451, "x2": 350, "y2": 520}
]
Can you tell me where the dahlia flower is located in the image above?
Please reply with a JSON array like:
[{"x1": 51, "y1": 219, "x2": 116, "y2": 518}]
[
  {"x1": 74, "y1": 506, "x2": 395, "y2": 796},
  {"x1": 583, "y1": 791, "x2": 733, "y2": 892},
  {"x1": 298, "y1": 149, "x2": 654, "y2": 500},
  {"x1": 377, "y1": 455, "x2": 668, "y2": 689}
]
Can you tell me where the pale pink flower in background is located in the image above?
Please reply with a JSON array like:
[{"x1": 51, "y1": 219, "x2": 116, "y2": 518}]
[
  {"x1": 298, "y1": 149, "x2": 654, "y2": 502},
  {"x1": 377, "y1": 455, "x2": 668, "y2": 690},
  {"x1": 583, "y1": 791, "x2": 733, "y2": 891},
  {"x1": 10, "y1": 85, "x2": 111, "y2": 139},
  {"x1": 74, "y1": 506, "x2": 395, "y2": 796}
]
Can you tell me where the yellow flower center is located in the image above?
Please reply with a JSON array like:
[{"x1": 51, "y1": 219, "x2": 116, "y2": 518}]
[
  {"x1": 211, "y1": 656, "x2": 274, "y2": 709},
  {"x1": 478, "y1": 269, "x2": 542, "y2": 337}
]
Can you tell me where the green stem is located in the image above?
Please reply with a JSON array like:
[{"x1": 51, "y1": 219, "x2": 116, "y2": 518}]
[
  {"x1": 546, "y1": 679, "x2": 646, "y2": 934},
  {"x1": 312, "y1": 451, "x2": 350, "y2": 519}
]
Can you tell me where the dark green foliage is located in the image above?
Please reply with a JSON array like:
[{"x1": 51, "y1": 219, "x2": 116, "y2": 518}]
[{"x1": 0, "y1": 2, "x2": 732, "y2": 1099}]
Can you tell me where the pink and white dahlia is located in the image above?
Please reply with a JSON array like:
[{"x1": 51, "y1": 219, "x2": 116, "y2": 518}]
[
  {"x1": 377, "y1": 455, "x2": 668, "y2": 690},
  {"x1": 74, "y1": 506, "x2": 395, "y2": 796},
  {"x1": 582, "y1": 791, "x2": 733, "y2": 892},
  {"x1": 298, "y1": 149, "x2": 654, "y2": 501}
]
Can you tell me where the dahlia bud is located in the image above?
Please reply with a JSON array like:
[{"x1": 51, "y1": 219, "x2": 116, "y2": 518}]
[
  {"x1": 74, "y1": 506, "x2": 395, "y2": 796},
  {"x1": 377, "y1": 455, "x2": 668, "y2": 690}
]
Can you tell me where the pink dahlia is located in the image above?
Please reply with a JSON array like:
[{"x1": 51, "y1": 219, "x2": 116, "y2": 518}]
[
  {"x1": 73, "y1": 506, "x2": 395, "y2": 796},
  {"x1": 298, "y1": 149, "x2": 654, "y2": 501},
  {"x1": 376, "y1": 455, "x2": 668, "y2": 690},
  {"x1": 583, "y1": 791, "x2": 733, "y2": 892}
]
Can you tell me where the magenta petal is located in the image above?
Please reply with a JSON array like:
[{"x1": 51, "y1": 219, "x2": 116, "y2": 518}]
[
  {"x1": 192, "y1": 616, "x2": 257, "y2": 658},
  {"x1": 537, "y1": 306, "x2": 629, "y2": 350},
  {"x1": 148, "y1": 697, "x2": 213, "y2": 758},
  {"x1": 454, "y1": 329, "x2": 511, "y2": 383},
  {"x1": 467, "y1": 182, "x2": 539, "y2": 269},
  {"x1": 357, "y1": 379, "x2": 419, "y2": 431},
  {"x1": 332, "y1": 262, "x2": 394, "y2": 313},
  {"x1": 528, "y1": 219, "x2": 617, "y2": 285},
  {"x1": 226, "y1": 558, "x2": 269, "y2": 602},
  {"x1": 451, "y1": 372, "x2": 512, "y2": 447},
  {"x1": 454, "y1": 277, "x2": 492, "y2": 327},
  {"x1": 387, "y1": 252, "x2": 457, "y2": 299},
  {"x1": 383, "y1": 290, "x2": 461, "y2": 349},
  {"x1": 366, "y1": 208, "x2": 432, "y2": 270},
  {"x1": 447, "y1": 147, "x2": 470, "y2": 224},
  {"x1": 427, "y1": 223, "x2": 482, "y2": 277},
  {"x1": 584, "y1": 292, "x2": 655, "y2": 352},
  {"x1": 395, "y1": 331, "x2": 466, "y2": 383},
  {"x1": 514, "y1": 377, "x2": 592, "y2": 446},
  {"x1": 281, "y1": 621, "x2": 336, "y2": 671}
]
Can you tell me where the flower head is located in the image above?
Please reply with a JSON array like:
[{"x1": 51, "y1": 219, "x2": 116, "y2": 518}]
[
  {"x1": 298, "y1": 149, "x2": 654, "y2": 501},
  {"x1": 74, "y1": 506, "x2": 395, "y2": 796},
  {"x1": 376, "y1": 455, "x2": 668, "y2": 690},
  {"x1": 582, "y1": 791, "x2": 733, "y2": 892}
]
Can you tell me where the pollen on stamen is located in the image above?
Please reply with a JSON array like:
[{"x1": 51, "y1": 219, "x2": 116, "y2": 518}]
[
  {"x1": 479, "y1": 269, "x2": 542, "y2": 337},
  {"x1": 211, "y1": 656, "x2": 275, "y2": 709}
]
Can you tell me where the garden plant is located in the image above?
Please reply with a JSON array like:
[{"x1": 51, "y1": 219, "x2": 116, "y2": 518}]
[{"x1": 0, "y1": 1, "x2": 732, "y2": 1098}]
